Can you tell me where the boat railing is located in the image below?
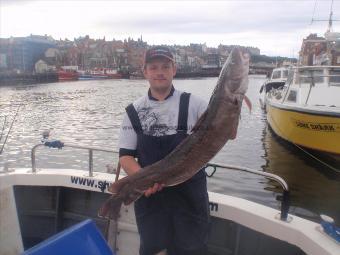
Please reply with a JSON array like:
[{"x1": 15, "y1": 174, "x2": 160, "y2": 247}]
[
  {"x1": 30, "y1": 140, "x2": 291, "y2": 222},
  {"x1": 205, "y1": 162, "x2": 290, "y2": 222},
  {"x1": 31, "y1": 141, "x2": 118, "y2": 177}
]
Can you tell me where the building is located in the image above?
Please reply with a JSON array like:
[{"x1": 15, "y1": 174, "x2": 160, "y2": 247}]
[
  {"x1": 126, "y1": 37, "x2": 147, "y2": 71},
  {"x1": 35, "y1": 59, "x2": 56, "y2": 73},
  {"x1": 0, "y1": 35, "x2": 56, "y2": 73}
]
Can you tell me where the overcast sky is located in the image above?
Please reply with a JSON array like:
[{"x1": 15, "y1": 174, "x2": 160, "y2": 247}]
[{"x1": 1, "y1": 0, "x2": 340, "y2": 57}]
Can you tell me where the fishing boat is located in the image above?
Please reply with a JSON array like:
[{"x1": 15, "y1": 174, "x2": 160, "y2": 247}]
[
  {"x1": 57, "y1": 66, "x2": 79, "y2": 81},
  {"x1": 104, "y1": 68, "x2": 123, "y2": 79},
  {"x1": 78, "y1": 70, "x2": 108, "y2": 80},
  {"x1": 0, "y1": 139, "x2": 339, "y2": 255},
  {"x1": 259, "y1": 66, "x2": 290, "y2": 109},
  {"x1": 265, "y1": 30, "x2": 340, "y2": 160},
  {"x1": 77, "y1": 69, "x2": 122, "y2": 80}
]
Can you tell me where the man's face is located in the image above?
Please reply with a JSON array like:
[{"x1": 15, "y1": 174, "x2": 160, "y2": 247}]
[{"x1": 143, "y1": 57, "x2": 177, "y2": 93}]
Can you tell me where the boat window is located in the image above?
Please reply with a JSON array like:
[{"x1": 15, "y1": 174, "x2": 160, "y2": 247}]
[
  {"x1": 297, "y1": 70, "x2": 323, "y2": 84},
  {"x1": 287, "y1": 90, "x2": 297, "y2": 102},
  {"x1": 272, "y1": 71, "x2": 281, "y2": 79},
  {"x1": 282, "y1": 70, "x2": 289, "y2": 78},
  {"x1": 330, "y1": 70, "x2": 340, "y2": 85}
]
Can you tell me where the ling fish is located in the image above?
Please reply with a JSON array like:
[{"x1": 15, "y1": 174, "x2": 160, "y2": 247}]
[{"x1": 99, "y1": 47, "x2": 250, "y2": 219}]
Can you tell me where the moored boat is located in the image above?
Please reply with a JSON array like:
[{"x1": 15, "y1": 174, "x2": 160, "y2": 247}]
[
  {"x1": 259, "y1": 66, "x2": 291, "y2": 109},
  {"x1": 104, "y1": 68, "x2": 123, "y2": 79},
  {"x1": 78, "y1": 69, "x2": 108, "y2": 80},
  {"x1": 266, "y1": 65, "x2": 340, "y2": 158},
  {"x1": 265, "y1": 25, "x2": 340, "y2": 161},
  {"x1": 57, "y1": 66, "x2": 79, "y2": 81},
  {"x1": 77, "y1": 69, "x2": 122, "y2": 80}
]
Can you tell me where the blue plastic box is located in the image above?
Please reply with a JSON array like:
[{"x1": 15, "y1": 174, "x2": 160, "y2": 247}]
[{"x1": 22, "y1": 219, "x2": 115, "y2": 255}]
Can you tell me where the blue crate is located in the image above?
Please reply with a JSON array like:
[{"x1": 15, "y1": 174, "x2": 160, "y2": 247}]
[{"x1": 22, "y1": 219, "x2": 115, "y2": 255}]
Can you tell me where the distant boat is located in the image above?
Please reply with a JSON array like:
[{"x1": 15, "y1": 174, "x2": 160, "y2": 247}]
[
  {"x1": 57, "y1": 66, "x2": 79, "y2": 81},
  {"x1": 78, "y1": 68, "x2": 122, "y2": 80},
  {"x1": 104, "y1": 68, "x2": 122, "y2": 79},
  {"x1": 129, "y1": 71, "x2": 144, "y2": 80},
  {"x1": 259, "y1": 66, "x2": 291, "y2": 109}
]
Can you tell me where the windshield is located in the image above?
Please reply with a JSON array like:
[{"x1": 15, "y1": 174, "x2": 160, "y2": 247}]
[
  {"x1": 296, "y1": 70, "x2": 324, "y2": 84},
  {"x1": 272, "y1": 70, "x2": 281, "y2": 79}
]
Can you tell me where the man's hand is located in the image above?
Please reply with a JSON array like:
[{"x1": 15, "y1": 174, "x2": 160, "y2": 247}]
[{"x1": 144, "y1": 183, "x2": 165, "y2": 197}]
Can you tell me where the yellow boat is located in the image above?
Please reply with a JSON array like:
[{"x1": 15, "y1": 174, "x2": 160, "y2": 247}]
[{"x1": 266, "y1": 29, "x2": 340, "y2": 159}]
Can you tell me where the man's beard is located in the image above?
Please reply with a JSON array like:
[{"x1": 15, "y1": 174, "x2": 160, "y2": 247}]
[{"x1": 153, "y1": 84, "x2": 172, "y2": 94}]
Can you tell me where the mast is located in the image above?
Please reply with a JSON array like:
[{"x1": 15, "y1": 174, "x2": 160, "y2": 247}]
[
  {"x1": 327, "y1": 0, "x2": 334, "y2": 32},
  {"x1": 310, "y1": 0, "x2": 339, "y2": 31}
]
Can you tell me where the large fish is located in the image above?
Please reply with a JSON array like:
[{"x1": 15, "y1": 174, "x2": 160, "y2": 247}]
[{"x1": 99, "y1": 47, "x2": 250, "y2": 219}]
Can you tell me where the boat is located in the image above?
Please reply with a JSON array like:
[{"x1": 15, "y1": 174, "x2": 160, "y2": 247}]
[
  {"x1": 0, "y1": 138, "x2": 339, "y2": 255},
  {"x1": 265, "y1": 30, "x2": 340, "y2": 159},
  {"x1": 129, "y1": 71, "x2": 144, "y2": 80},
  {"x1": 78, "y1": 69, "x2": 108, "y2": 80},
  {"x1": 57, "y1": 66, "x2": 79, "y2": 81},
  {"x1": 77, "y1": 69, "x2": 122, "y2": 80},
  {"x1": 259, "y1": 66, "x2": 290, "y2": 109},
  {"x1": 104, "y1": 68, "x2": 123, "y2": 79},
  {"x1": 264, "y1": 4, "x2": 340, "y2": 160}
]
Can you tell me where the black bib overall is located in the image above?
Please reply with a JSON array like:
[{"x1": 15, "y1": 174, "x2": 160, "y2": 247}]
[{"x1": 125, "y1": 93, "x2": 210, "y2": 255}]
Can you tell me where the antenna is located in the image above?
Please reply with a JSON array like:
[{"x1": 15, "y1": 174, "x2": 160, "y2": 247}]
[
  {"x1": 310, "y1": 0, "x2": 339, "y2": 31},
  {"x1": 327, "y1": 0, "x2": 334, "y2": 32}
]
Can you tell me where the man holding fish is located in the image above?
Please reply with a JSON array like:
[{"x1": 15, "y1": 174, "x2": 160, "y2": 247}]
[
  {"x1": 99, "y1": 46, "x2": 249, "y2": 255},
  {"x1": 118, "y1": 46, "x2": 210, "y2": 255}
]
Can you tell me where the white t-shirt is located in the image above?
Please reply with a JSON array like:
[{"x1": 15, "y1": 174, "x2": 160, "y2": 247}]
[{"x1": 119, "y1": 88, "x2": 207, "y2": 153}]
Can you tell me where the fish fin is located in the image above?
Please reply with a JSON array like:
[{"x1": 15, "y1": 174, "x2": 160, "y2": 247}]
[
  {"x1": 243, "y1": 95, "x2": 252, "y2": 113},
  {"x1": 191, "y1": 110, "x2": 208, "y2": 133},
  {"x1": 98, "y1": 195, "x2": 123, "y2": 220}
]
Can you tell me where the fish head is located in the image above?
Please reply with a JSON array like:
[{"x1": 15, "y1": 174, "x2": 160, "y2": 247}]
[{"x1": 221, "y1": 47, "x2": 250, "y2": 95}]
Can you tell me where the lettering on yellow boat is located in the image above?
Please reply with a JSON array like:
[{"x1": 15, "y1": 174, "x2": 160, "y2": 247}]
[{"x1": 293, "y1": 119, "x2": 340, "y2": 132}]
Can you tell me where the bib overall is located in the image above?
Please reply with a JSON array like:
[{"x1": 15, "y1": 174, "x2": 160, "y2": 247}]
[{"x1": 125, "y1": 92, "x2": 210, "y2": 255}]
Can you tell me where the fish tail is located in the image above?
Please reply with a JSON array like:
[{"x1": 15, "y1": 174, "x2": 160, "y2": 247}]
[{"x1": 98, "y1": 196, "x2": 123, "y2": 220}]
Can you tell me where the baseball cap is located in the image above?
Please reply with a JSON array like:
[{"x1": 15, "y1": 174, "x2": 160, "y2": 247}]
[{"x1": 144, "y1": 46, "x2": 174, "y2": 63}]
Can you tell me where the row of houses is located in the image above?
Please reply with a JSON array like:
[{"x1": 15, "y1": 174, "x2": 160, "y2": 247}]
[{"x1": 0, "y1": 34, "x2": 261, "y2": 75}]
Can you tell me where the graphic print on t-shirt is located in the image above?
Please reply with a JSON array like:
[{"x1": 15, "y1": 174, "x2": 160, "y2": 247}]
[{"x1": 137, "y1": 105, "x2": 175, "y2": 136}]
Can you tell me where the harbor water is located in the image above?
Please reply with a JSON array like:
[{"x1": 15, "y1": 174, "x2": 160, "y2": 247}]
[{"x1": 0, "y1": 76, "x2": 339, "y2": 223}]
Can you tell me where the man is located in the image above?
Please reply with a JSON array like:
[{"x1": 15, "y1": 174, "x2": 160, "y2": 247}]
[{"x1": 118, "y1": 46, "x2": 210, "y2": 255}]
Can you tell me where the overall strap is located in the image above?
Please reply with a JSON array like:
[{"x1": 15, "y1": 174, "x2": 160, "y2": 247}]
[
  {"x1": 177, "y1": 92, "x2": 191, "y2": 133},
  {"x1": 125, "y1": 104, "x2": 143, "y2": 134}
]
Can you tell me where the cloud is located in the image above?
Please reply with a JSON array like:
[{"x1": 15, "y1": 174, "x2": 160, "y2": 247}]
[{"x1": 1, "y1": 0, "x2": 340, "y2": 57}]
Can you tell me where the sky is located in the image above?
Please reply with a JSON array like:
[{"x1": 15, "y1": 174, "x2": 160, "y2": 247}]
[{"x1": 0, "y1": 0, "x2": 340, "y2": 57}]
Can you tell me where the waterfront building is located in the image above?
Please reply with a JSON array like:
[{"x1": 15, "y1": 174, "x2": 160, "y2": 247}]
[
  {"x1": 299, "y1": 33, "x2": 340, "y2": 66},
  {"x1": 34, "y1": 59, "x2": 56, "y2": 73},
  {"x1": 0, "y1": 35, "x2": 55, "y2": 73},
  {"x1": 126, "y1": 37, "x2": 147, "y2": 72}
]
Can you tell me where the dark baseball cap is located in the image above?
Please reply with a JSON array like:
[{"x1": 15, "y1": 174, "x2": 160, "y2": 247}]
[{"x1": 144, "y1": 46, "x2": 174, "y2": 63}]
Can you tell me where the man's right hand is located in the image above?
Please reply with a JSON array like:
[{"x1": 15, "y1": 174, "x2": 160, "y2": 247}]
[{"x1": 144, "y1": 183, "x2": 164, "y2": 197}]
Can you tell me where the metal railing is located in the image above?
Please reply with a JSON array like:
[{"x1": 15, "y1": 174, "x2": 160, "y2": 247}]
[
  {"x1": 31, "y1": 141, "x2": 118, "y2": 177},
  {"x1": 205, "y1": 162, "x2": 290, "y2": 222},
  {"x1": 30, "y1": 141, "x2": 290, "y2": 221}
]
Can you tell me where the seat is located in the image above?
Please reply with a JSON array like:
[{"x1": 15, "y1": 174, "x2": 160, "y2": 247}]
[{"x1": 22, "y1": 219, "x2": 114, "y2": 255}]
